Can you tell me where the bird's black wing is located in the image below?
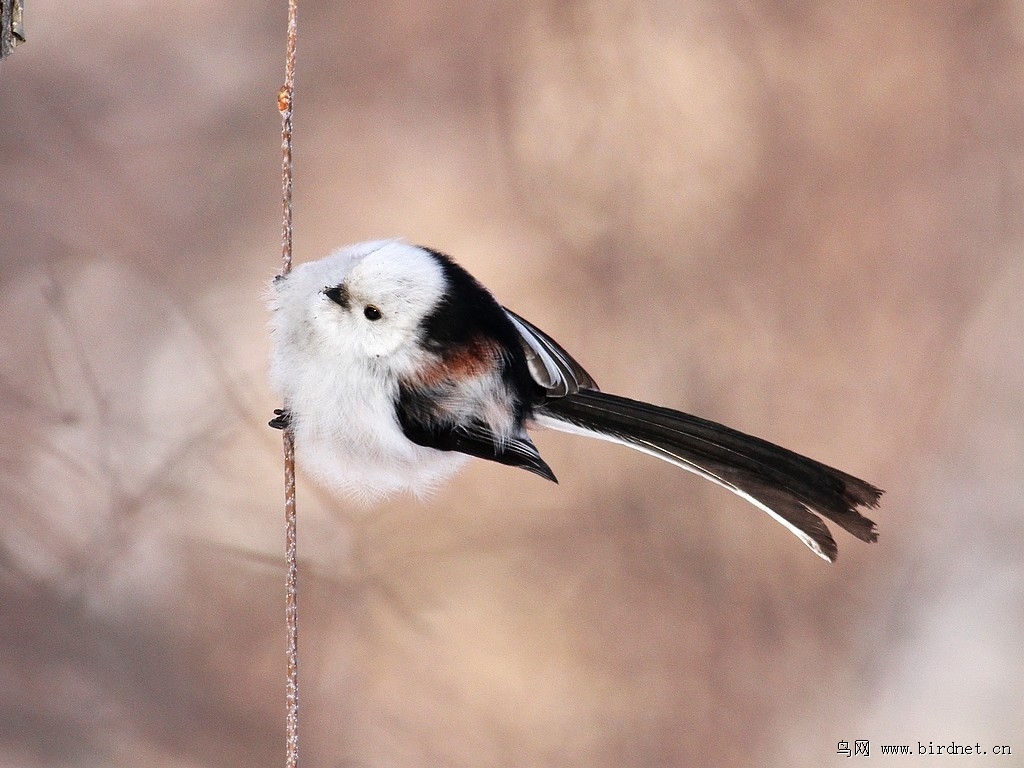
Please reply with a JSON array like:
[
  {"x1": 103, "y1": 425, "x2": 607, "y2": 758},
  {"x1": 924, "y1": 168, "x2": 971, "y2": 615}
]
[
  {"x1": 395, "y1": 378, "x2": 557, "y2": 482},
  {"x1": 503, "y1": 307, "x2": 598, "y2": 396}
]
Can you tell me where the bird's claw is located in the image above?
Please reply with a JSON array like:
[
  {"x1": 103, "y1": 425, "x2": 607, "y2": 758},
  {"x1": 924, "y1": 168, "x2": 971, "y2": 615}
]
[{"x1": 269, "y1": 408, "x2": 291, "y2": 430}]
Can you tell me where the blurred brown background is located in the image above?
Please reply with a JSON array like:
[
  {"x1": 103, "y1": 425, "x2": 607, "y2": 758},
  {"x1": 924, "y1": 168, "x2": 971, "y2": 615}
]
[{"x1": 2, "y1": 1, "x2": 1022, "y2": 766}]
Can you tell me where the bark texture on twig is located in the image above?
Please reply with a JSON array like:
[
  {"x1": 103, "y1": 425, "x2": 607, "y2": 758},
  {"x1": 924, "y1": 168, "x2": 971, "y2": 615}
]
[{"x1": 278, "y1": 0, "x2": 299, "y2": 766}]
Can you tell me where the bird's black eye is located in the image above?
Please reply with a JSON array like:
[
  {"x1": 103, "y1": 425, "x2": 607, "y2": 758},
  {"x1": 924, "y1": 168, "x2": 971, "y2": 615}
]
[{"x1": 363, "y1": 304, "x2": 382, "y2": 321}]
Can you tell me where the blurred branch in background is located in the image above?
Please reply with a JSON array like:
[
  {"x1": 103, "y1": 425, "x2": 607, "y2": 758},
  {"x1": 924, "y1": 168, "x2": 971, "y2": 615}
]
[{"x1": 1, "y1": 0, "x2": 25, "y2": 59}]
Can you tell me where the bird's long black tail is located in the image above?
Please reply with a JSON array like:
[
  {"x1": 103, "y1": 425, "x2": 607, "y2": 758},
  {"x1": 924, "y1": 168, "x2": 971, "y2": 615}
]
[{"x1": 537, "y1": 390, "x2": 882, "y2": 562}]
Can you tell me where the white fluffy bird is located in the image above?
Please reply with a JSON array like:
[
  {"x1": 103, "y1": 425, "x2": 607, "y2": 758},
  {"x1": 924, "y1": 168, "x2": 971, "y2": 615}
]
[{"x1": 268, "y1": 240, "x2": 881, "y2": 561}]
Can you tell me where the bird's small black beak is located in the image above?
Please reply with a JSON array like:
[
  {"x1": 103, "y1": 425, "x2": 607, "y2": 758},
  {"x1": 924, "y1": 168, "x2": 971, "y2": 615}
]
[{"x1": 323, "y1": 284, "x2": 350, "y2": 308}]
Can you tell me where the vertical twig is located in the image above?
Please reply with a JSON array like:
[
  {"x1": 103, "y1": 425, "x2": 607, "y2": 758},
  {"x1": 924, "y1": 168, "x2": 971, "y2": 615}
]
[{"x1": 278, "y1": 0, "x2": 299, "y2": 766}]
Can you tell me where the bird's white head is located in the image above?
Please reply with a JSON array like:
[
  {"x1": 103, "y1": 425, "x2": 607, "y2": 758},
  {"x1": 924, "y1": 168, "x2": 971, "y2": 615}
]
[{"x1": 270, "y1": 240, "x2": 448, "y2": 366}]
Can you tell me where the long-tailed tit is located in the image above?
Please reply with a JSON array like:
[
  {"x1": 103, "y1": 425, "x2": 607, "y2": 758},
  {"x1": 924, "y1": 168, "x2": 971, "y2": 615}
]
[{"x1": 268, "y1": 240, "x2": 881, "y2": 562}]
